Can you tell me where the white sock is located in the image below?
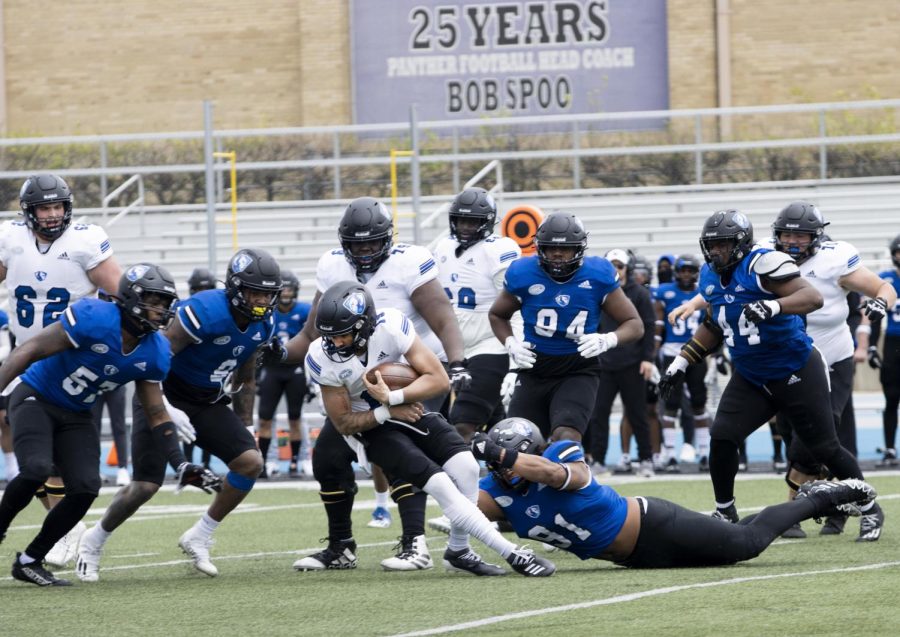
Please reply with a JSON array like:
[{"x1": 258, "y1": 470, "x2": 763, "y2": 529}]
[
  {"x1": 442, "y1": 452, "x2": 480, "y2": 551},
  {"x1": 4, "y1": 452, "x2": 18, "y2": 480},
  {"x1": 196, "y1": 513, "x2": 219, "y2": 537},
  {"x1": 92, "y1": 522, "x2": 113, "y2": 546},
  {"x1": 663, "y1": 427, "x2": 677, "y2": 450},
  {"x1": 19, "y1": 552, "x2": 36, "y2": 565},
  {"x1": 695, "y1": 427, "x2": 710, "y2": 456},
  {"x1": 374, "y1": 489, "x2": 389, "y2": 508},
  {"x1": 422, "y1": 472, "x2": 516, "y2": 558}
]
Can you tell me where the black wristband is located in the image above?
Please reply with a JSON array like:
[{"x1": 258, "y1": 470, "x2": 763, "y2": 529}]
[
  {"x1": 500, "y1": 448, "x2": 519, "y2": 469},
  {"x1": 151, "y1": 421, "x2": 188, "y2": 470}
]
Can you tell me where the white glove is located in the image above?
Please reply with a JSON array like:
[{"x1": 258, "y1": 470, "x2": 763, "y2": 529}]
[
  {"x1": 505, "y1": 336, "x2": 537, "y2": 370},
  {"x1": 647, "y1": 364, "x2": 661, "y2": 385},
  {"x1": 577, "y1": 332, "x2": 618, "y2": 358},
  {"x1": 500, "y1": 372, "x2": 517, "y2": 409},
  {"x1": 163, "y1": 396, "x2": 196, "y2": 444}
]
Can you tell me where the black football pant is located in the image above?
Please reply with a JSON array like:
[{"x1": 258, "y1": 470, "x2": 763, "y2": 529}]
[
  {"x1": 709, "y1": 348, "x2": 862, "y2": 505},
  {"x1": 881, "y1": 335, "x2": 900, "y2": 450}
]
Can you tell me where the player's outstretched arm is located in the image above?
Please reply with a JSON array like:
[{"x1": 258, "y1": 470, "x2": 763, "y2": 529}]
[
  {"x1": 283, "y1": 290, "x2": 321, "y2": 365},
  {"x1": 764, "y1": 276, "x2": 824, "y2": 315},
  {"x1": 412, "y1": 279, "x2": 465, "y2": 364},
  {"x1": 471, "y1": 433, "x2": 590, "y2": 491},
  {"x1": 0, "y1": 322, "x2": 72, "y2": 393}
]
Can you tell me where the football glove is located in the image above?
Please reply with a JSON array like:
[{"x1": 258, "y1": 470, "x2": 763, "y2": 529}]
[
  {"x1": 658, "y1": 356, "x2": 689, "y2": 401},
  {"x1": 257, "y1": 338, "x2": 288, "y2": 368},
  {"x1": 163, "y1": 396, "x2": 196, "y2": 444},
  {"x1": 471, "y1": 432, "x2": 517, "y2": 468},
  {"x1": 868, "y1": 346, "x2": 883, "y2": 370},
  {"x1": 577, "y1": 332, "x2": 618, "y2": 358},
  {"x1": 741, "y1": 299, "x2": 781, "y2": 324},
  {"x1": 863, "y1": 297, "x2": 888, "y2": 323},
  {"x1": 174, "y1": 463, "x2": 222, "y2": 495},
  {"x1": 505, "y1": 336, "x2": 537, "y2": 370},
  {"x1": 448, "y1": 360, "x2": 472, "y2": 392},
  {"x1": 715, "y1": 352, "x2": 731, "y2": 376},
  {"x1": 500, "y1": 372, "x2": 517, "y2": 408}
]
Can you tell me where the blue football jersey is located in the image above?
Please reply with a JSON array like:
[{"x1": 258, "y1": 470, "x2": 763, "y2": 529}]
[
  {"x1": 504, "y1": 256, "x2": 619, "y2": 355},
  {"x1": 22, "y1": 298, "x2": 170, "y2": 411},
  {"x1": 878, "y1": 270, "x2": 900, "y2": 337},
  {"x1": 698, "y1": 248, "x2": 812, "y2": 385},
  {"x1": 654, "y1": 283, "x2": 704, "y2": 346},
  {"x1": 274, "y1": 301, "x2": 311, "y2": 343},
  {"x1": 479, "y1": 440, "x2": 628, "y2": 560},
  {"x1": 171, "y1": 289, "x2": 274, "y2": 390}
]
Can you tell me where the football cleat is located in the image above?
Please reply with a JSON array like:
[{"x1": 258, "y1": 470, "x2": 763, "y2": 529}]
[
  {"x1": 442, "y1": 547, "x2": 507, "y2": 576},
  {"x1": 116, "y1": 467, "x2": 132, "y2": 487},
  {"x1": 698, "y1": 456, "x2": 709, "y2": 472},
  {"x1": 12, "y1": 553, "x2": 71, "y2": 587},
  {"x1": 367, "y1": 506, "x2": 392, "y2": 529},
  {"x1": 796, "y1": 478, "x2": 877, "y2": 518},
  {"x1": 820, "y1": 513, "x2": 847, "y2": 535},
  {"x1": 293, "y1": 538, "x2": 357, "y2": 571},
  {"x1": 875, "y1": 448, "x2": 898, "y2": 468},
  {"x1": 506, "y1": 546, "x2": 555, "y2": 577},
  {"x1": 427, "y1": 515, "x2": 452, "y2": 535},
  {"x1": 711, "y1": 504, "x2": 739, "y2": 523},
  {"x1": 780, "y1": 522, "x2": 807, "y2": 539},
  {"x1": 613, "y1": 455, "x2": 632, "y2": 474},
  {"x1": 664, "y1": 457, "x2": 680, "y2": 474},
  {"x1": 45, "y1": 520, "x2": 86, "y2": 568},
  {"x1": 679, "y1": 443, "x2": 696, "y2": 463},
  {"x1": 178, "y1": 527, "x2": 218, "y2": 577},
  {"x1": 856, "y1": 503, "x2": 885, "y2": 542},
  {"x1": 380, "y1": 534, "x2": 433, "y2": 571},
  {"x1": 637, "y1": 460, "x2": 655, "y2": 478},
  {"x1": 75, "y1": 524, "x2": 106, "y2": 582}
]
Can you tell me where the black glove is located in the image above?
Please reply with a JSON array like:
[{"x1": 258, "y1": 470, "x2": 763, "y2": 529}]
[
  {"x1": 741, "y1": 299, "x2": 780, "y2": 324},
  {"x1": 175, "y1": 463, "x2": 223, "y2": 494},
  {"x1": 646, "y1": 380, "x2": 660, "y2": 402},
  {"x1": 868, "y1": 346, "x2": 883, "y2": 370},
  {"x1": 471, "y1": 432, "x2": 517, "y2": 468},
  {"x1": 657, "y1": 369, "x2": 684, "y2": 402},
  {"x1": 715, "y1": 353, "x2": 731, "y2": 376},
  {"x1": 864, "y1": 297, "x2": 888, "y2": 323},
  {"x1": 257, "y1": 338, "x2": 288, "y2": 368},
  {"x1": 449, "y1": 360, "x2": 472, "y2": 392}
]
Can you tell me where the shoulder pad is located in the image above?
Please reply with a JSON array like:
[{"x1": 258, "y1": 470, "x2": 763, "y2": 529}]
[{"x1": 750, "y1": 250, "x2": 800, "y2": 280}]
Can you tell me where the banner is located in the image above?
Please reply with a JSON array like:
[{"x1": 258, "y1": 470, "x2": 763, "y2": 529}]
[{"x1": 350, "y1": 0, "x2": 669, "y2": 126}]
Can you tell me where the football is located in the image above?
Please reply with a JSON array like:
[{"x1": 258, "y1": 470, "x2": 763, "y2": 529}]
[{"x1": 365, "y1": 362, "x2": 419, "y2": 390}]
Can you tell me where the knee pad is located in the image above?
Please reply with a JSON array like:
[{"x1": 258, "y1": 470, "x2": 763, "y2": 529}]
[
  {"x1": 318, "y1": 483, "x2": 358, "y2": 505},
  {"x1": 226, "y1": 470, "x2": 256, "y2": 492},
  {"x1": 389, "y1": 481, "x2": 417, "y2": 503}
]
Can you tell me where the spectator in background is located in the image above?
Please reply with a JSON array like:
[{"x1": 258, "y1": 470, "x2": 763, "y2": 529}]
[
  {"x1": 859, "y1": 233, "x2": 900, "y2": 468},
  {"x1": 256, "y1": 270, "x2": 311, "y2": 478},
  {"x1": 653, "y1": 254, "x2": 711, "y2": 473},
  {"x1": 588, "y1": 249, "x2": 657, "y2": 477}
]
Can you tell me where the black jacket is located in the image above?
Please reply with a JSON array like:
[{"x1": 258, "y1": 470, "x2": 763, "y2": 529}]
[{"x1": 598, "y1": 278, "x2": 656, "y2": 370}]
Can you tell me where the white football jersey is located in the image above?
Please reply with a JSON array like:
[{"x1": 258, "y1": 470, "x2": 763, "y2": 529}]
[
  {"x1": 315, "y1": 243, "x2": 446, "y2": 360},
  {"x1": 434, "y1": 234, "x2": 520, "y2": 357},
  {"x1": 0, "y1": 220, "x2": 112, "y2": 343},
  {"x1": 305, "y1": 307, "x2": 415, "y2": 413},
  {"x1": 763, "y1": 238, "x2": 859, "y2": 364}
]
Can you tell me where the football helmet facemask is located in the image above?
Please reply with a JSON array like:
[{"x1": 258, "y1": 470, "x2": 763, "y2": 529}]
[
  {"x1": 19, "y1": 174, "x2": 73, "y2": 241},
  {"x1": 534, "y1": 212, "x2": 588, "y2": 281},
  {"x1": 339, "y1": 197, "x2": 394, "y2": 273},
  {"x1": 225, "y1": 249, "x2": 282, "y2": 321},
  {"x1": 315, "y1": 281, "x2": 378, "y2": 362},
  {"x1": 116, "y1": 263, "x2": 179, "y2": 334}
]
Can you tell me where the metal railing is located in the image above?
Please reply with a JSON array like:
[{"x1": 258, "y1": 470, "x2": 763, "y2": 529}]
[
  {"x1": 101, "y1": 174, "x2": 145, "y2": 233},
  {"x1": 0, "y1": 98, "x2": 896, "y2": 202}
]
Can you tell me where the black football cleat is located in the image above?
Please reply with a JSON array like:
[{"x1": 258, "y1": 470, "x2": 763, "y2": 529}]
[{"x1": 12, "y1": 553, "x2": 72, "y2": 587}]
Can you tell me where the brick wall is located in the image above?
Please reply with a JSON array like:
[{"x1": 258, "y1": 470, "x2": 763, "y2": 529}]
[{"x1": 1, "y1": 1, "x2": 897, "y2": 135}]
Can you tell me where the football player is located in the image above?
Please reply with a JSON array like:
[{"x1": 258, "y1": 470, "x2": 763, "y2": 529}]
[
  {"x1": 272, "y1": 197, "x2": 468, "y2": 568},
  {"x1": 256, "y1": 270, "x2": 311, "y2": 478},
  {"x1": 588, "y1": 249, "x2": 657, "y2": 477},
  {"x1": 0, "y1": 263, "x2": 215, "y2": 586},
  {"x1": 433, "y1": 187, "x2": 520, "y2": 440},
  {"x1": 473, "y1": 418, "x2": 876, "y2": 568},
  {"x1": 76, "y1": 249, "x2": 281, "y2": 580},
  {"x1": 862, "y1": 234, "x2": 900, "y2": 471},
  {"x1": 653, "y1": 253, "x2": 711, "y2": 472},
  {"x1": 659, "y1": 210, "x2": 881, "y2": 535},
  {"x1": 0, "y1": 174, "x2": 123, "y2": 567},
  {"x1": 292, "y1": 281, "x2": 554, "y2": 577},
  {"x1": 489, "y1": 212, "x2": 643, "y2": 445}
]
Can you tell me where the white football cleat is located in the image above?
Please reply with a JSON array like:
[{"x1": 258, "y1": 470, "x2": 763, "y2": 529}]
[
  {"x1": 75, "y1": 524, "x2": 105, "y2": 582},
  {"x1": 380, "y1": 535, "x2": 433, "y2": 571},
  {"x1": 178, "y1": 527, "x2": 218, "y2": 577},
  {"x1": 45, "y1": 520, "x2": 86, "y2": 568},
  {"x1": 116, "y1": 467, "x2": 131, "y2": 487},
  {"x1": 679, "y1": 443, "x2": 697, "y2": 463}
]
